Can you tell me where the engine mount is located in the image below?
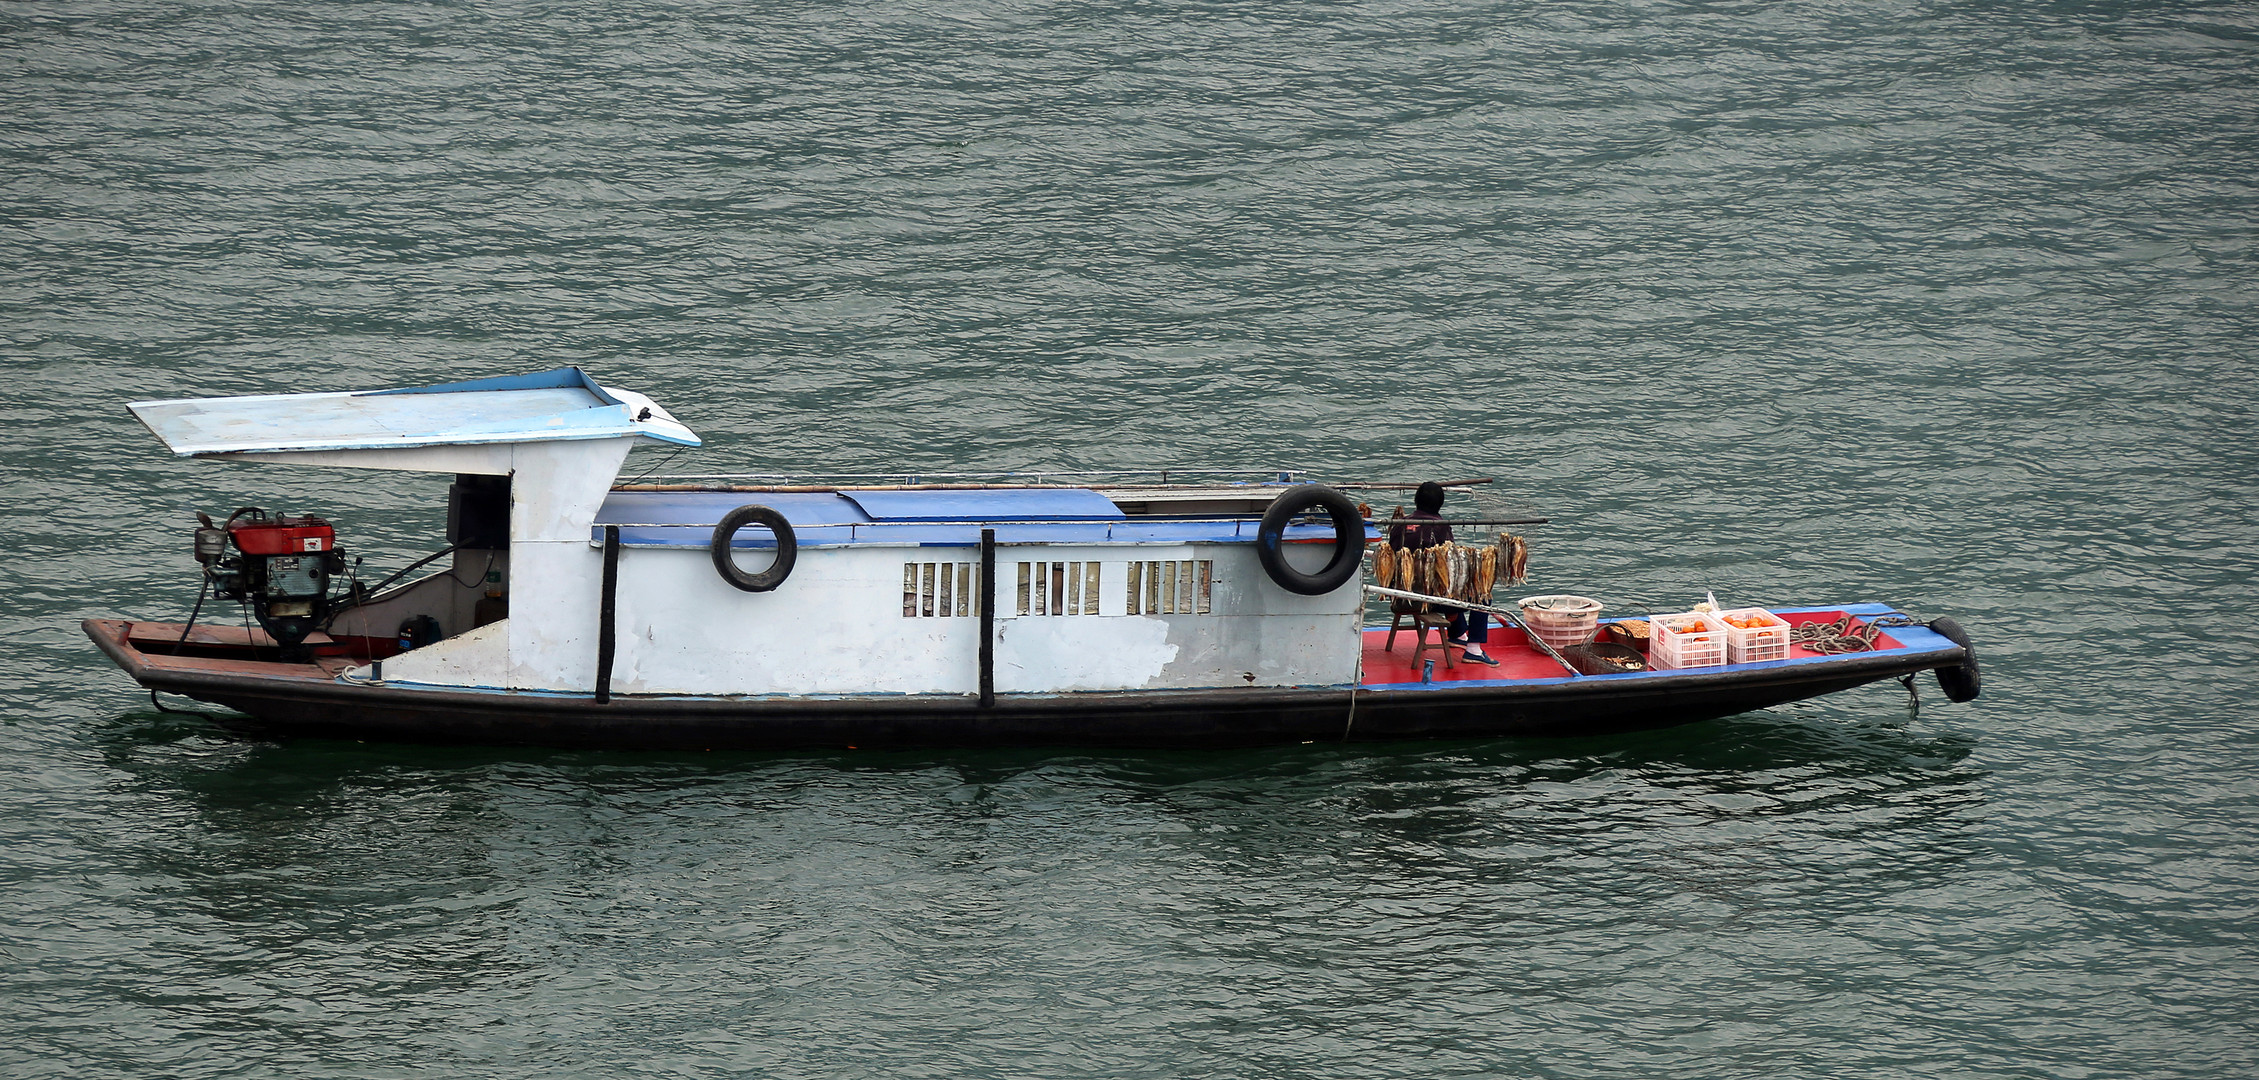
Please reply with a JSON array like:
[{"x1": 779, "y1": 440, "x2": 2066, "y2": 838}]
[{"x1": 198, "y1": 508, "x2": 347, "y2": 659}]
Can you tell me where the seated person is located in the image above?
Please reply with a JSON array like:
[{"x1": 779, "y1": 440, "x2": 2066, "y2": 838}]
[{"x1": 1389, "y1": 481, "x2": 1496, "y2": 665}]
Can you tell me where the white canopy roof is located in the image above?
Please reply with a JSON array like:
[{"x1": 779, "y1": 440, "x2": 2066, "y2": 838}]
[{"x1": 130, "y1": 367, "x2": 700, "y2": 457}]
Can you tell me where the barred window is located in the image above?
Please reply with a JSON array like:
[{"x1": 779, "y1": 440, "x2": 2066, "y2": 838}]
[
  {"x1": 1126, "y1": 560, "x2": 1212, "y2": 615},
  {"x1": 1017, "y1": 561, "x2": 1101, "y2": 616},
  {"x1": 902, "y1": 562, "x2": 979, "y2": 617}
]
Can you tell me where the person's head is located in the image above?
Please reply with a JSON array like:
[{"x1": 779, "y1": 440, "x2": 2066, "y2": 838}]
[{"x1": 1414, "y1": 481, "x2": 1446, "y2": 514}]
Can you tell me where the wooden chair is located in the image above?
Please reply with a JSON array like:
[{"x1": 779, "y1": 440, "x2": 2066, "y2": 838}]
[
  {"x1": 1413, "y1": 610, "x2": 1456, "y2": 670},
  {"x1": 1385, "y1": 596, "x2": 1418, "y2": 650},
  {"x1": 1386, "y1": 598, "x2": 1456, "y2": 669}
]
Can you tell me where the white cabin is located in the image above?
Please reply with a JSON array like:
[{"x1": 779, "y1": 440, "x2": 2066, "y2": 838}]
[{"x1": 131, "y1": 369, "x2": 1365, "y2": 700}]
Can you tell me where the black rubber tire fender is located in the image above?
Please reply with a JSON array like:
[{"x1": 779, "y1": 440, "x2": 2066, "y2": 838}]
[
  {"x1": 1927, "y1": 615, "x2": 1981, "y2": 703},
  {"x1": 710, "y1": 505, "x2": 797, "y2": 593},
  {"x1": 1255, "y1": 484, "x2": 1366, "y2": 596}
]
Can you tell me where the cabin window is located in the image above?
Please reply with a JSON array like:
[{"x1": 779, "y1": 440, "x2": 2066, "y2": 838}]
[
  {"x1": 1126, "y1": 560, "x2": 1212, "y2": 615},
  {"x1": 1016, "y1": 561, "x2": 1100, "y2": 616},
  {"x1": 902, "y1": 562, "x2": 979, "y2": 617}
]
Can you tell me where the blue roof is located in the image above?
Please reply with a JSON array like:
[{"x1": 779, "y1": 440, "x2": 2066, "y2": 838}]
[
  {"x1": 597, "y1": 491, "x2": 874, "y2": 547},
  {"x1": 130, "y1": 366, "x2": 700, "y2": 456},
  {"x1": 842, "y1": 488, "x2": 1124, "y2": 522},
  {"x1": 594, "y1": 489, "x2": 1371, "y2": 548}
]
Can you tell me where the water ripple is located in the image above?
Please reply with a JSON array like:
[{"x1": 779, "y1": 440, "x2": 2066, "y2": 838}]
[{"x1": 5, "y1": 0, "x2": 2258, "y2": 1075}]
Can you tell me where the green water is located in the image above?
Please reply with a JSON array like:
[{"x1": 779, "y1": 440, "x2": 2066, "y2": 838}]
[{"x1": 4, "y1": 1, "x2": 2255, "y2": 1075}]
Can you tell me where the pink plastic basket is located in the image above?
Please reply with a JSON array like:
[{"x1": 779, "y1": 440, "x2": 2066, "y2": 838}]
[{"x1": 1517, "y1": 595, "x2": 1604, "y2": 648}]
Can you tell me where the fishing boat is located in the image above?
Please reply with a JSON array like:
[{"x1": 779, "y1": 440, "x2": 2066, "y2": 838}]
[{"x1": 84, "y1": 368, "x2": 1980, "y2": 749}]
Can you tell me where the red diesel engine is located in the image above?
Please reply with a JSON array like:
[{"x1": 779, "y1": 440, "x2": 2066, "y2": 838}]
[{"x1": 195, "y1": 509, "x2": 348, "y2": 658}]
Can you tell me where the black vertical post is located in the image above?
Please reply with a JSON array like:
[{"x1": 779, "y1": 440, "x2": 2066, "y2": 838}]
[
  {"x1": 979, "y1": 527, "x2": 995, "y2": 708},
  {"x1": 595, "y1": 524, "x2": 619, "y2": 705}
]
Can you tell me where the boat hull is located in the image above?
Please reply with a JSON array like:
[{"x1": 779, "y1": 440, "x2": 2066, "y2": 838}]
[{"x1": 85, "y1": 618, "x2": 1967, "y2": 750}]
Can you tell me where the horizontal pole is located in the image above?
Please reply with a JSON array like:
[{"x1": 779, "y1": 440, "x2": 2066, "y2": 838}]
[
  {"x1": 1361, "y1": 584, "x2": 1585, "y2": 677},
  {"x1": 1361, "y1": 584, "x2": 1527, "y2": 621},
  {"x1": 1332, "y1": 477, "x2": 1495, "y2": 490}
]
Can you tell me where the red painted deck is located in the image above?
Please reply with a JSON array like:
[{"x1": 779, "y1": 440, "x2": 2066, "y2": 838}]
[
  {"x1": 1357, "y1": 610, "x2": 1905, "y2": 686},
  {"x1": 1360, "y1": 625, "x2": 1570, "y2": 683}
]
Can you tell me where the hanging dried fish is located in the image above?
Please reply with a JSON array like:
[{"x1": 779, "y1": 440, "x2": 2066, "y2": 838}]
[
  {"x1": 1477, "y1": 545, "x2": 1497, "y2": 600},
  {"x1": 1506, "y1": 534, "x2": 1529, "y2": 585},
  {"x1": 1372, "y1": 542, "x2": 1396, "y2": 591}
]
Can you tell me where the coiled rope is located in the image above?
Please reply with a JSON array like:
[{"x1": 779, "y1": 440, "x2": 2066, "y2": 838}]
[{"x1": 1793, "y1": 613, "x2": 1919, "y2": 654}]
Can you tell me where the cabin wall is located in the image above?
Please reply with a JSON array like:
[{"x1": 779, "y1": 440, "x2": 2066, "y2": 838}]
[
  {"x1": 501, "y1": 440, "x2": 630, "y2": 691},
  {"x1": 356, "y1": 438, "x2": 629, "y2": 692},
  {"x1": 599, "y1": 542, "x2": 1360, "y2": 697},
  {"x1": 369, "y1": 460, "x2": 1366, "y2": 697}
]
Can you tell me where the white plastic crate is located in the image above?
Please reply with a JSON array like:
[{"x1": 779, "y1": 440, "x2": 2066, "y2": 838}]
[
  {"x1": 1650, "y1": 611, "x2": 1730, "y2": 670},
  {"x1": 1717, "y1": 607, "x2": 1791, "y2": 663}
]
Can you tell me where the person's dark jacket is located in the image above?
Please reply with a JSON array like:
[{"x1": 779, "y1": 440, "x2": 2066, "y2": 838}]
[{"x1": 1389, "y1": 510, "x2": 1452, "y2": 551}]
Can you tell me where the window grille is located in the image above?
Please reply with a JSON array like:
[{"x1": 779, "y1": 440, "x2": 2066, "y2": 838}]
[
  {"x1": 1125, "y1": 560, "x2": 1212, "y2": 615},
  {"x1": 902, "y1": 562, "x2": 979, "y2": 617},
  {"x1": 1016, "y1": 561, "x2": 1101, "y2": 616}
]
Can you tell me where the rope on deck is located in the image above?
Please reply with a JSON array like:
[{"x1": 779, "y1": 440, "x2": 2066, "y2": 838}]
[{"x1": 1792, "y1": 613, "x2": 1919, "y2": 654}]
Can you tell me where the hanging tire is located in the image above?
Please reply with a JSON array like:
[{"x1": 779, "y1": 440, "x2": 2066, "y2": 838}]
[
  {"x1": 1256, "y1": 484, "x2": 1366, "y2": 596},
  {"x1": 710, "y1": 505, "x2": 796, "y2": 592},
  {"x1": 1928, "y1": 616, "x2": 1981, "y2": 703}
]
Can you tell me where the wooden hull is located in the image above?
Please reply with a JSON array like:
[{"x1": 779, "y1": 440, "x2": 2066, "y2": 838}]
[{"x1": 84, "y1": 612, "x2": 1971, "y2": 750}]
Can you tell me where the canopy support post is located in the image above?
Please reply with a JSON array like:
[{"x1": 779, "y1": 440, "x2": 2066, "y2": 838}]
[
  {"x1": 596, "y1": 525, "x2": 619, "y2": 704},
  {"x1": 979, "y1": 528, "x2": 996, "y2": 708}
]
